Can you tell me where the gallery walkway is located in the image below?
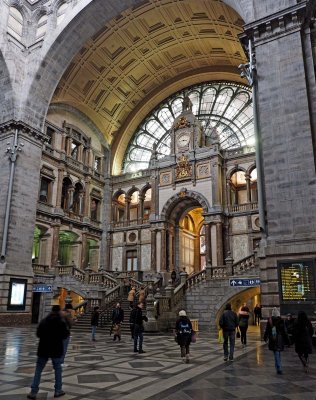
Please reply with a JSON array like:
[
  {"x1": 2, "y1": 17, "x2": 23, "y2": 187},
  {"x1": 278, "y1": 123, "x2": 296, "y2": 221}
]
[{"x1": 0, "y1": 326, "x2": 315, "y2": 399}]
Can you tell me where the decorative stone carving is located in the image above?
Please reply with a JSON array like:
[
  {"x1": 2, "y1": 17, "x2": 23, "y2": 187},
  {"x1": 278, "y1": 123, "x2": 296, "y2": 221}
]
[
  {"x1": 160, "y1": 171, "x2": 171, "y2": 185},
  {"x1": 175, "y1": 154, "x2": 192, "y2": 179},
  {"x1": 174, "y1": 116, "x2": 190, "y2": 130},
  {"x1": 196, "y1": 162, "x2": 210, "y2": 179}
]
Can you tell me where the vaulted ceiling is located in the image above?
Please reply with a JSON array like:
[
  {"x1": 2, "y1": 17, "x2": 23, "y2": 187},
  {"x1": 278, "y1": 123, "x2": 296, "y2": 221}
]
[{"x1": 52, "y1": 0, "x2": 247, "y2": 174}]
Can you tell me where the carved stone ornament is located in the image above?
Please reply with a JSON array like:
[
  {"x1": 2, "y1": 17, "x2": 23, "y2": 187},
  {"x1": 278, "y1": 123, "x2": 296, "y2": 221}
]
[
  {"x1": 174, "y1": 116, "x2": 191, "y2": 131},
  {"x1": 175, "y1": 154, "x2": 192, "y2": 179}
]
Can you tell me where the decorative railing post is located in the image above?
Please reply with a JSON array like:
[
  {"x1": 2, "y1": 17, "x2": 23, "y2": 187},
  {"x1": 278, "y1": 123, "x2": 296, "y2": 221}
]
[
  {"x1": 180, "y1": 269, "x2": 188, "y2": 285},
  {"x1": 144, "y1": 284, "x2": 158, "y2": 332},
  {"x1": 84, "y1": 262, "x2": 92, "y2": 284},
  {"x1": 55, "y1": 260, "x2": 61, "y2": 277},
  {"x1": 165, "y1": 280, "x2": 174, "y2": 310},
  {"x1": 225, "y1": 252, "x2": 234, "y2": 275}
]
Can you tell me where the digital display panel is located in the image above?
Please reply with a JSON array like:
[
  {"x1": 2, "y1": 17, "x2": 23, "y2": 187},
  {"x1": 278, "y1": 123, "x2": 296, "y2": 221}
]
[
  {"x1": 7, "y1": 278, "x2": 27, "y2": 310},
  {"x1": 279, "y1": 260, "x2": 316, "y2": 302}
]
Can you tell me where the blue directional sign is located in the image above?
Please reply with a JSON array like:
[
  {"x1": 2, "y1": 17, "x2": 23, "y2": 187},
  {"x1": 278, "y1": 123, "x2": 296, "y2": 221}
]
[
  {"x1": 32, "y1": 284, "x2": 53, "y2": 293},
  {"x1": 229, "y1": 278, "x2": 260, "y2": 287}
]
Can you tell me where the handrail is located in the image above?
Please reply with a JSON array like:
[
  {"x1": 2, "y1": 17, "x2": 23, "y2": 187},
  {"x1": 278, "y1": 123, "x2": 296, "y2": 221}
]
[{"x1": 232, "y1": 253, "x2": 256, "y2": 275}]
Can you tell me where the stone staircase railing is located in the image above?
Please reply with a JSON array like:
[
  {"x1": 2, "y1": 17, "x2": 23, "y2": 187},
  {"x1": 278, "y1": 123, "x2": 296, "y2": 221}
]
[{"x1": 154, "y1": 253, "x2": 258, "y2": 331}]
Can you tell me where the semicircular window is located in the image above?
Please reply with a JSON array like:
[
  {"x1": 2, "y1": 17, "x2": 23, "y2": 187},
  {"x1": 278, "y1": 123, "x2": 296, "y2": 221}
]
[{"x1": 123, "y1": 81, "x2": 253, "y2": 173}]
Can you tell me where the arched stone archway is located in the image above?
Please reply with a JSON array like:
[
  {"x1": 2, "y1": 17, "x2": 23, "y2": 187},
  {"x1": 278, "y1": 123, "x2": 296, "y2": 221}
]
[
  {"x1": 161, "y1": 189, "x2": 211, "y2": 222},
  {"x1": 14, "y1": 0, "x2": 252, "y2": 132}
]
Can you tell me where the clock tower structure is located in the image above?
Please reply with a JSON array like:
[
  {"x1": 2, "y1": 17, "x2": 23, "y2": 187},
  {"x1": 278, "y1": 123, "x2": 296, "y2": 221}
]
[{"x1": 171, "y1": 95, "x2": 203, "y2": 156}]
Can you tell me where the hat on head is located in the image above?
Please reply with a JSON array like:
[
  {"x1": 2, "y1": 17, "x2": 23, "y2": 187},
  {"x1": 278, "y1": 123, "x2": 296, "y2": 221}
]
[
  {"x1": 179, "y1": 310, "x2": 186, "y2": 317},
  {"x1": 271, "y1": 307, "x2": 280, "y2": 317}
]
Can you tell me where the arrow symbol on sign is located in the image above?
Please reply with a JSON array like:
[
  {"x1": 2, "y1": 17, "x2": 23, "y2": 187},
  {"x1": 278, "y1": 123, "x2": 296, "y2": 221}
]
[
  {"x1": 231, "y1": 280, "x2": 237, "y2": 286},
  {"x1": 238, "y1": 281, "x2": 243, "y2": 285}
]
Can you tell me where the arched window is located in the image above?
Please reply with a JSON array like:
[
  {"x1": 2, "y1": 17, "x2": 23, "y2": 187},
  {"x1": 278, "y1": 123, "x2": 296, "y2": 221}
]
[
  {"x1": 72, "y1": 182, "x2": 84, "y2": 215},
  {"x1": 230, "y1": 170, "x2": 247, "y2": 205},
  {"x1": 199, "y1": 225, "x2": 206, "y2": 270},
  {"x1": 61, "y1": 177, "x2": 72, "y2": 210},
  {"x1": 123, "y1": 81, "x2": 253, "y2": 173},
  {"x1": 129, "y1": 190, "x2": 139, "y2": 222},
  {"x1": 57, "y1": 2, "x2": 68, "y2": 25},
  {"x1": 58, "y1": 231, "x2": 79, "y2": 265},
  {"x1": 143, "y1": 187, "x2": 152, "y2": 220},
  {"x1": 113, "y1": 193, "x2": 126, "y2": 222},
  {"x1": 36, "y1": 14, "x2": 48, "y2": 41},
  {"x1": 250, "y1": 168, "x2": 258, "y2": 202},
  {"x1": 7, "y1": 7, "x2": 23, "y2": 41}
]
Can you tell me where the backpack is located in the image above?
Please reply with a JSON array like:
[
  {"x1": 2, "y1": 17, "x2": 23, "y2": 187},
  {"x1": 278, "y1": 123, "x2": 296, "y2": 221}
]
[
  {"x1": 179, "y1": 320, "x2": 191, "y2": 334},
  {"x1": 269, "y1": 318, "x2": 277, "y2": 340}
]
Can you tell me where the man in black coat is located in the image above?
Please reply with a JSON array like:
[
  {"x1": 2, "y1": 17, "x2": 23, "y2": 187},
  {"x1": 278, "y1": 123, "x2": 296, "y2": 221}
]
[
  {"x1": 131, "y1": 302, "x2": 148, "y2": 353},
  {"x1": 27, "y1": 305, "x2": 69, "y2": 399},
  {"x1": 219, "y1": 303, "x2": 239, "y2": 362}
]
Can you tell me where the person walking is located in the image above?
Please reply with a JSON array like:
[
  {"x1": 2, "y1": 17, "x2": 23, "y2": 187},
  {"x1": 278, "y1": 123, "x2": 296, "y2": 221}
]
[
  {"x1": 254, "y1": 304, "x2": 262, "y2": 326},
  {"x1": 238, "y1": 303, "x2": 250, "y2": 347},
  {"x1": 127, "y1": 287, "x2": 136, "y2": 309},
  {"x1": 131, "y1": 302, "x2": 148, "y2": 353},
  {"x1": 293, "y1": 311, "x2": 314, "y2": 372},
  {"x1": 285, "y1": 313, "x2": 295, "y2": 346},
  {"x1": 111, "y1": 302, "x2": 124, "y2": 341},
  {"x1": 91, "y1": 306, "x2": 100, "y2": 342},
  {"x1": 175, "y1": 310, "x2": 193, "y2": 363},
  {"x1": 219, "y1": 303, "x2": 239, "y2": 362},
  {"x1": 27, "y1": 305, "x2": 69, "y2": 399},
  {"x1": 263, "y1": 307, "x2": 288, "y2": 375}
]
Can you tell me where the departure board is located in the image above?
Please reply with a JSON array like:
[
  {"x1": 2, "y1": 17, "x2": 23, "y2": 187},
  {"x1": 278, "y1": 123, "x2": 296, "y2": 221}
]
[{"x1": 279, "y1": 260, "x2": 316, "y2": 301}]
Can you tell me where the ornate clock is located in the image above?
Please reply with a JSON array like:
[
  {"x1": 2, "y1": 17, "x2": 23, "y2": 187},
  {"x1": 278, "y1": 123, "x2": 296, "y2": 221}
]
[{"x1": 176, "y1": 129, "x2": 191, "y2": 151}]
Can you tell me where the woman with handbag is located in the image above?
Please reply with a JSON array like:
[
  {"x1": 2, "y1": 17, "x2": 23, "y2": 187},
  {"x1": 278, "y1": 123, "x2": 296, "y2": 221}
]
[{"x1": 238, "y1": 303, "x2": 250, "y2": 347}]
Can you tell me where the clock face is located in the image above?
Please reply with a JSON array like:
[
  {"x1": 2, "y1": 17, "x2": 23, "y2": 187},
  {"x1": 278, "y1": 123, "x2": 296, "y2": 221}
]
[{"x1": 177, "y1": 132, "x2": 190, "y2": 147}]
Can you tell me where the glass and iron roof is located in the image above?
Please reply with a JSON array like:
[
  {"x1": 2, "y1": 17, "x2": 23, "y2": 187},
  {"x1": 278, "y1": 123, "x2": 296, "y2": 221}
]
[{"x1": 123, "y1": 81, "x2": 253, "y2": 173}]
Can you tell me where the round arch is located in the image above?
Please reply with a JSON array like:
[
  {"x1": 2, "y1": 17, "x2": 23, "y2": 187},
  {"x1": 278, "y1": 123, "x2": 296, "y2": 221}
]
[
  {"x1": 11, "y1": 0, "x2": 252, "y2": 147},
  {"x1": 161, "y1": 189, "x2": 211, "y2": 221}
]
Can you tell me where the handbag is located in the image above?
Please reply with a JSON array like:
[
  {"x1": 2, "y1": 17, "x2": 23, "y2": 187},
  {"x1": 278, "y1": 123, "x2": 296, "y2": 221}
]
[
  {"x1": 218, "y1": 329, "x2": 223, "y2": 344},
  {"x1": 236, "y1": 330, "x2": 241, "y2": 339},
  {"x1": 191, "y1": 332, "x2": 197, "y2": 343}
]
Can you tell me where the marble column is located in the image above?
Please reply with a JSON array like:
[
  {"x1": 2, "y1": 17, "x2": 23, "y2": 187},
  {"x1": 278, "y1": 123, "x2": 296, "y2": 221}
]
[{"x1": 51, "y1": 224, "x2": 60, "y2": 268}]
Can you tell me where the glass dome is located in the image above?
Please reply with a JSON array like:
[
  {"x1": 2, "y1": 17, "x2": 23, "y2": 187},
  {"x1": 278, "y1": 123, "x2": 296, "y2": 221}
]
[{"x1": 123, "y1": 81, "x2": 253, "y2": 173}]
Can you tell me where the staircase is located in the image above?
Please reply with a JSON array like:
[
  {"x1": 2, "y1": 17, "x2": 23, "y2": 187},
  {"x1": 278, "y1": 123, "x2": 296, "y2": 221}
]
[{"x1": 72, "y1": 298, "x2": 146, "y2": 338}]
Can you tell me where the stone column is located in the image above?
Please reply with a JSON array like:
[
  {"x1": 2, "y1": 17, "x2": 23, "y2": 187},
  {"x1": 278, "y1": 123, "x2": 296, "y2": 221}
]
[
  {"x1": 156, "y1": 230, "x2": 161, "y2": 272},
  {"x1": 216, "y1": 222, "x2": 224, "y2": 266},
  {"x1": 56, "y1": 168, "x2": 64, "y2": 208},
  {"x1": 51, "y1": 223, "x2": 60, "y2": 268},
  {"x1": 125, "y1": 195, "x2": 131, "y2": 225},
  {"x1": 245, "y1": 173, "x2": 251, "y2": 203},
  {"x1": 138, "y1": 194, "x2": 144, "y2": 224},
  {"x1": 81, "y1": 232, "x2": 88, "y2": 269},
  {"x1": 160, "y1": 227, "x2": 166, "y2": 271},
  {"x1": 0, "y1": 124, "x2": 46, "y2": 323},
  {"x1": 84, "y1": 177, "x2": 91, "y2": 217},
  {"x1": 204, "y1": 222, "x2": 212, "y2": 266},
  {"x1": 151, "y1": 229, "x2": 157, "y2": 271}
]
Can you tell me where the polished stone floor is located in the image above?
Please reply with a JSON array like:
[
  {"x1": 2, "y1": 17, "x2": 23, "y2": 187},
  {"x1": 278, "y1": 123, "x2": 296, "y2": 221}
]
[{"x1": 0, "y1": 325, "x2": 315, "y2": 399}]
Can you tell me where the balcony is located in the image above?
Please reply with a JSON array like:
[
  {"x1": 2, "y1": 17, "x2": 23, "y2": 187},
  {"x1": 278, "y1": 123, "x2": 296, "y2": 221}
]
[{"x1": 227, "y1": 202, "x2": 258, "y2": 213}]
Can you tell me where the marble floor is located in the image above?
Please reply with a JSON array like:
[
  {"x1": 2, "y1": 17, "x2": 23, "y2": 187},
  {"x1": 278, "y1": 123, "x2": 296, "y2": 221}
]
[{"x1": 0, "y1": 326, "x2": 315, "y2": 399}]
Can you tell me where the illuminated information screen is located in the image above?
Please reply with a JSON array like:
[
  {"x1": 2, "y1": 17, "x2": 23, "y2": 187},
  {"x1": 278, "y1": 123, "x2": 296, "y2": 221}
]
[{"x1": 279, "y1": 260, "x2": 316, "y2": 301}]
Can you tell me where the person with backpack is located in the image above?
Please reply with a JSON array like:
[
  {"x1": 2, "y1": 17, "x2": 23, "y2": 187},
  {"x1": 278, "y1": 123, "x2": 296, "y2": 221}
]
[
  {"x1": 175, "y1": 310, "x2": 193, "y2": 363},
  {"x1": 263, "y1": 307, "x2": 289, "y2": 375},
  {"x1": 293, "y1": 311, "x2": 314, "y2": 372},
  {"x1": 219, "y1": 303, "x2": 239, "y2": 362}
]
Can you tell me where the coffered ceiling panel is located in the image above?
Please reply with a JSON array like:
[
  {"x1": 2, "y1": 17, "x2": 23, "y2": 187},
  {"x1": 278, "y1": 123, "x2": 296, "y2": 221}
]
[{"x1": 52, "y1": 0, "x2": 247, "y2": 171}]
